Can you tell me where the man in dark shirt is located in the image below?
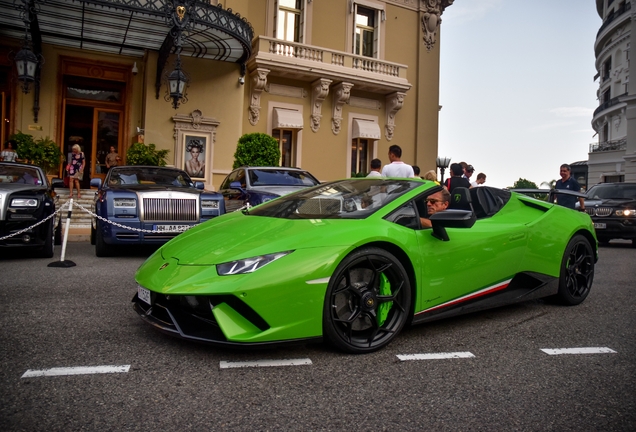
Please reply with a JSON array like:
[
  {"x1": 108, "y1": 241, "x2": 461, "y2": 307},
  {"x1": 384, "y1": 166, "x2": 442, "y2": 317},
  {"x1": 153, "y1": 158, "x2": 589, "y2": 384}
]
[
  {"x1": 555, "y1": 164, "x2": 585, "y2": 211},
  {"x1": 444, "y1": 163, "x2": 471, "y2": 193}
]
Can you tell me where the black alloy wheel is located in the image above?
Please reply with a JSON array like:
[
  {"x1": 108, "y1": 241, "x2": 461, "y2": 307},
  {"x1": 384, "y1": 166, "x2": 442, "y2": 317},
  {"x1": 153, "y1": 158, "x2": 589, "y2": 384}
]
[
  {"x1": 54, "y1": 215, "x2": 62, "y2": 246},
  {"x1": 95, "y1": 223, "x2": 113, "y2": 257},
  {"x1": 38, "y1": 218, "x2": 55, "y2": 258},
  {"x1": 323, "y1": 247, "x2": 411, "y2": 354},
  {"x1": 555, "y1": 235, "x2": 594, "y2": 305}
]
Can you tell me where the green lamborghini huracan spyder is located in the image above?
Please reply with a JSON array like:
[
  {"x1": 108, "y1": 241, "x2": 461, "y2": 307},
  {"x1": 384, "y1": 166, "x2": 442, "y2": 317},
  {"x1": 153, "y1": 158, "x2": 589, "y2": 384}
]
[{"x1": 133, "y1": 178, "x2": 597, "y2": 353}]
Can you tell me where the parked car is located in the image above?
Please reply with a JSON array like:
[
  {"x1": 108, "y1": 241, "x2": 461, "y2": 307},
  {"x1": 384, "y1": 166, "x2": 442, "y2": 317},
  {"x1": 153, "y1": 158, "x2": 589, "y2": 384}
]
[
  {"x1": 218, "y1": 166, "x2": 320, "y2": 212},
  {"x1": 133, "y1": 180, "x2": 597, "y2": 353},
  {"x1": 578, "y1": 182, "x2": 636, "y2": 246},
  {"x1": 0, "y1": 162, "x2": 63, "y2": 258},
  {"x1": 90, "y1": 166, "x2": 225, "y2": 257}
]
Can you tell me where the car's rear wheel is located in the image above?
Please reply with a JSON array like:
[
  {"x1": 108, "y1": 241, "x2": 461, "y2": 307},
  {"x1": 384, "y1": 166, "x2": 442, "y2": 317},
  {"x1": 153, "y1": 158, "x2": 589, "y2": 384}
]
[
  {"x1": 323, "y1": 247, "x2": 411, "y2": 354},
  {"x1": 95, "y1": 223, "x2": 113, "y2": 257},
  {"x1": 54, "y1": 216, "x2": 62, "y2": 246},
  {"x1": 555, "y1": 235, "x2": 594, "y2": 305},
  {"x1": 90, "y1": 221, "x2": 96, "y2": 245}
]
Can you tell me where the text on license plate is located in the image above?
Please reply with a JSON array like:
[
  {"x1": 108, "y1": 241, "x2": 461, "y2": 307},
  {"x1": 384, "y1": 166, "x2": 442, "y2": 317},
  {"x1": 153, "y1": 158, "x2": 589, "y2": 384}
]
[
  {"x1": 154, "y1": 224, "x2": 190, "y2": 233},
  {"x1": 594, "y1": 222, "x2": 606, "y2": 229},
  {"x1": 138, "y1": 286, "x2": 152, "y2": 305}
]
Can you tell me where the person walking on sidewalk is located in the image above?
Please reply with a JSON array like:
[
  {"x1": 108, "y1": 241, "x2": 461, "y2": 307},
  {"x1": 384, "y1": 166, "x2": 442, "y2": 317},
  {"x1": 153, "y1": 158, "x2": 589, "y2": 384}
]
[{"x1": 66, "y1": 144, "x2": 85, "y2": 199}]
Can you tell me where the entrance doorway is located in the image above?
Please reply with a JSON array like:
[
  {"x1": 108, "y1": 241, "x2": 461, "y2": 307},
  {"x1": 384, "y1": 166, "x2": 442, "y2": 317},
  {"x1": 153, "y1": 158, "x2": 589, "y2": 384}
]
[{"x1": 61, "y1": 75, "x2": 125, "y2": 187}]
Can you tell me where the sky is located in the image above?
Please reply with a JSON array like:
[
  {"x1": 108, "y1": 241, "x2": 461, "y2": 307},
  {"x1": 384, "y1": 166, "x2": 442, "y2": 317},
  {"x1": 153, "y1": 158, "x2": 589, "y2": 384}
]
[{"x1": 438, "y1": 0, "x2": 601, "y2": 188}]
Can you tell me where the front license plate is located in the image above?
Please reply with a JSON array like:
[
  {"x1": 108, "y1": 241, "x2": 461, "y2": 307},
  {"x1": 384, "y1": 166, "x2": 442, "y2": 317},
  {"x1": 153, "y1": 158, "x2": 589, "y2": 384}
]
[
  {"x1": 137, "y1": 286, "x2": 152, "y2": 305},
  {"x1": 594, "y1": 223, "x2": 606, "y2": 229},
  {"x1": 154, "y1": 224, "x2": 190, "y2": 233}
]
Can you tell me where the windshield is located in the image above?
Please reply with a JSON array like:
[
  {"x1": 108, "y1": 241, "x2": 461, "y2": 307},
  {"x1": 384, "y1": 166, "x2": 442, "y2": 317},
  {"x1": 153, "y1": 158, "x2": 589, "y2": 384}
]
[
  {"x1": 587, "y1": 184, "x2": 636, "y2": 200},
  {"x1": 248, "y1": 179, "x2": 422, "y2": 219},
  {"x1": 107, "y1": 167, "x2": 194, "y2": 188},
  {"x1": 248, "y1": 169, "x2": 319, "y2": 187},
  {"x1": 0, "y1": 165, "x2": 44, "y2": 185}
]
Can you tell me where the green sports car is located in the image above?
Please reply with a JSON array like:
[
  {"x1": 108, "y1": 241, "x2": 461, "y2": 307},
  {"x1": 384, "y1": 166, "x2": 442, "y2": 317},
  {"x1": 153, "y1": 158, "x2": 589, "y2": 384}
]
[{"x1": 133, "y1": 179, "x2": 597, "y2": 353}]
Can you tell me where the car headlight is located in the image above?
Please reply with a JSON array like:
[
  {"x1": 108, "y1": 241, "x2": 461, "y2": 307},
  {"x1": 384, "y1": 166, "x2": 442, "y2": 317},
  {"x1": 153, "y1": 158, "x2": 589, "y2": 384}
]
[
  {"x1": 11, "y1": 198, "x2": 38, "y2": 207},
  {"x1": 114, "y1": 198, "x2": 136, "y2": 208},
  {"x1": 201, "y1": 200, "x2": 219, "y2": 209},
  {"x1": 217, "y1": 251, "x2": 293, "y2": 275},
  {"x1": 615, "y1": 209, "x2": 634, "y2": 217}
]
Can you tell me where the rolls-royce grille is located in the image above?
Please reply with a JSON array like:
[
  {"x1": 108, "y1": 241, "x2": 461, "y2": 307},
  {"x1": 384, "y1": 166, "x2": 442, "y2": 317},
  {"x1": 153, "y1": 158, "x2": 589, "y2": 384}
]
[
  {"x1": 143, "y1": 198, "x2": 197, "y2": 222},
  {"x1": 587, "y1": 207, "x2": 613, "y2": 217}
]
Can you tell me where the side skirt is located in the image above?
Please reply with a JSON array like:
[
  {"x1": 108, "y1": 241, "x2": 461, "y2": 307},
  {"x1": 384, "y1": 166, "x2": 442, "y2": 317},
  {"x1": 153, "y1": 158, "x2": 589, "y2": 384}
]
[{"x1": 411, "y1": 272, "x2": 558, "y2": 325}]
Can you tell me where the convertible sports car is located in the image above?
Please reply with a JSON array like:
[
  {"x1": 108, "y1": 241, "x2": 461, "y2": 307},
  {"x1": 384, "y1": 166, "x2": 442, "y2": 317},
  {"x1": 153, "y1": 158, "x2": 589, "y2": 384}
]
[
  {"x1": 133, "y1": 179, "x2": 597, "y2": 353},
  {"x1": 90, "y1": 166, "x2": 225, "y2": 257}
]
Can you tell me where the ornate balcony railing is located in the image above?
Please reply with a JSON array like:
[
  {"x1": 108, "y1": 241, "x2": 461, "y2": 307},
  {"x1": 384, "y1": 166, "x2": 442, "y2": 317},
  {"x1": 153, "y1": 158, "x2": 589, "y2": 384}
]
[
  {"x1": 597, "y1": 1, "x2": 631, "y2": 37},
  {"x1": 250, "y1": 36, "x2": 410, "y2": 93},
  {"x1": 593, "y1": 92, "x2": 628, "y2": 117},
  {"x1": 589, "y1": 138, "x2": 627, "y2": 153}
]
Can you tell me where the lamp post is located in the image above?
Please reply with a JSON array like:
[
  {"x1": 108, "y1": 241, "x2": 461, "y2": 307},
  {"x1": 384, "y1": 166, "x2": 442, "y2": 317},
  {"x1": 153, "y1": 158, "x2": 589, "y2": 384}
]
[
  {"x1": 167, "y1": 55, "x2": 188, "y2": 109},
  {"x1": 15, "y1": 43, "x2": 38, "y2": 94},
  {"x1": 164, "y1": 0, "x2": 194, "y2": 109},
  {"x1": 436, "y1": 156, "x2": 451, "y2": 183}
]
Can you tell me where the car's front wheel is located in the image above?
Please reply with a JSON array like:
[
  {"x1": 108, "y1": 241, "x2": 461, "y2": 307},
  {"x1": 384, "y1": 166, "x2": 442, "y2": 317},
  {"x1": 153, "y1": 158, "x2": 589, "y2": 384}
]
[
  {"x1": 95, "y1": 223, "x2": 113, "y2": 257},
  {"x1": 38, "y1": 219, "x2": 55, "y2": 258},
  {"x1": 323, "y1": 247, "x2": 411, "y2": 354},
  {"x1": 555, "y1": 234, "x2": 594, "y2": 305}
]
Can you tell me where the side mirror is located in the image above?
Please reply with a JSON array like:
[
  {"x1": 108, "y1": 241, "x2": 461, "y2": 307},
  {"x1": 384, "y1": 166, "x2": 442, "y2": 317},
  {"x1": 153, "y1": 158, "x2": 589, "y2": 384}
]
[
  {"x1": 194, "y1": 181, "x2": 204, "y2": 190},
  {"x1": 51, "y1": 178, "x2": 65, "y2": 189},
  {"x1": 430, "y1": 209, "x2": 476, "y2": 241},
  {"x1": 90, "y1": 178, "x2": 102, "y2": 189}
]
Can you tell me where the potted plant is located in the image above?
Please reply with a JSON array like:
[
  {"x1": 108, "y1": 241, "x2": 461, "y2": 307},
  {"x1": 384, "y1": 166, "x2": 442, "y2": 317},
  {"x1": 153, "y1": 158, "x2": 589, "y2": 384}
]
[
  {"x1": 11, "y1": 131, "x2": 63, "y2": 176},
  {"x1": 126, "y1": 143, "x2": 169, "y2": 166},
  {"x1": 233, "y1": 133, "x2": 280, "y2": 168}
]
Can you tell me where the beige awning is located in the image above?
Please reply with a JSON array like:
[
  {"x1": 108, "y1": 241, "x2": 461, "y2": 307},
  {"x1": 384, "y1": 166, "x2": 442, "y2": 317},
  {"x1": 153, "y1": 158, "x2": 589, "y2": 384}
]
[
  {"x1": 273, "y1": 108, "x2": 304, "y2": 129},
  {"x1": 352, "y1": 119, "x2": 381, "y2": 139}
]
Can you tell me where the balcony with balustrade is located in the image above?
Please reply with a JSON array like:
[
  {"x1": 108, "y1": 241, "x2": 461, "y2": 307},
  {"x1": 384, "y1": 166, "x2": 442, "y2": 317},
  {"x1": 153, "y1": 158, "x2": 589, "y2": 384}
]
[{"x1": 247, "y1": 36, "x2": 411, "y2": 94}]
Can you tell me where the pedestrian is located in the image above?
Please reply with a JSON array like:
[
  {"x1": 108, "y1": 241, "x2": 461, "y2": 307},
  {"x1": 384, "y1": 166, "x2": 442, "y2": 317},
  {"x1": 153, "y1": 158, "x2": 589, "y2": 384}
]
[
  {"x1": 66, "y1": 144, "x2": 85, "y2": 199},
  {"x1": 423, "y1": 169, "x2": 439, "y2": 184},
  {"x1": 555, "y1": 164, "x2": 585, "y2": 211},
  {"x1": 471, "y1": 172, "x2": 486, "y2": 187},
  {"x1": 367, "y1": 158, "x2": 382, "y2": 177},
  {"x1": 443, "y1": 163, "x2": 471, "y2": 193},
  {"x1": 460, "y1": 162, "x2": 475, "y2": 181},
  {"x1": 381, "y1": 145, "x2": 415, "y2": 178},
  {"x1": 1, "y1": 140, "x2": 18, "y2": 162},
  {"x1": 105, "y1": 145, "x2": 121, "y2": 174},
  {"x1": 412, "y1": 165, "x2": 421, "y2": 178}
]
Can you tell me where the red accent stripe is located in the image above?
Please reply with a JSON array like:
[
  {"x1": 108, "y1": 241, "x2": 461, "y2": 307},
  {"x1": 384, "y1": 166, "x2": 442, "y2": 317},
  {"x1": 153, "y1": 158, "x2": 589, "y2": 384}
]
[{"x1": 416, "y1": 280, "x2": 511, "y2": 315}]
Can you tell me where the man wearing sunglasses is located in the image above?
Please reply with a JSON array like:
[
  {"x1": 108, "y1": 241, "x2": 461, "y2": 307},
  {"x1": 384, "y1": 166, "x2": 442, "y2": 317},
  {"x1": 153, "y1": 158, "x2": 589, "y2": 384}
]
[{"x1": 420, "y1": 188, "x2": 450, "y2": 228}]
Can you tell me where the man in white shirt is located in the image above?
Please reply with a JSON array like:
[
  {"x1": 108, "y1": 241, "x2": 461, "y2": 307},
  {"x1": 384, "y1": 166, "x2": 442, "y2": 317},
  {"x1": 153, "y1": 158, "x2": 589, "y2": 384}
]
[
  {"x1": 381, "y1": 145, "x2": 415, "y2": 178},
  {"x1": 366, "y1": 158, "x2": 383, "y2": 177}
]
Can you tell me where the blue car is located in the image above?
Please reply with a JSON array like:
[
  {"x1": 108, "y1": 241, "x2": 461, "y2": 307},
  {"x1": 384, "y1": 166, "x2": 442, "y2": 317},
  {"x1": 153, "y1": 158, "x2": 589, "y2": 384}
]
[
  {"x1": 90, "y1": 166, "x2": 225, "y2": 256},
  {"x1": 218, "y1": 166, "x2": 320, "y2": 212}
]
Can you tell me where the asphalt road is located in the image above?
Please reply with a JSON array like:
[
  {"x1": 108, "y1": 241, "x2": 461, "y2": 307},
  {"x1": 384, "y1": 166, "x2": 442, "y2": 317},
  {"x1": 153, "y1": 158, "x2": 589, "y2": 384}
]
[{"x1": 1, "y1": 242, "x2": 635, "y2": 431}]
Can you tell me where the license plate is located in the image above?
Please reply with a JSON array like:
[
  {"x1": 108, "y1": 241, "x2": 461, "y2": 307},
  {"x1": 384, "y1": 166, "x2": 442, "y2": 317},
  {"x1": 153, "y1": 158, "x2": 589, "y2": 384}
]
[
  {"x1": 594, "y1": 223, "x2": 606, "y2": 229},
  {"x1": 137, "y1": 286, "x2": 152, "y2": 305},
  {"x1": 154, "y1": 224, "x2": 190, "y2": 233}
]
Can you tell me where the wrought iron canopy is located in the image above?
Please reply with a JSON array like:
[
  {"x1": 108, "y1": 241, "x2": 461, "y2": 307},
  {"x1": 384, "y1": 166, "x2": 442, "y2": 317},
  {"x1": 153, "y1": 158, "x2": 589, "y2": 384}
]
[{"x1": 0, "y1": 0, "x2": 253, "y2": 64}]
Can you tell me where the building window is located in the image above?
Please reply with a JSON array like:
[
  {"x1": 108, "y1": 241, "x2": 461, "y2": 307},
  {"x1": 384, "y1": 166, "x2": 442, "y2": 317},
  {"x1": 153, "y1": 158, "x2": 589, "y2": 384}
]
[
  {"x1": 604, "y1": 174, "x2": 623, "y2": 182},
  {"x1": 602, "y1": 58, "x2": 612, "y2": 82},
  {"x1": 351, "y1": 138, "x2": 371, "y2": 175},
  {"x1": 272, "y1": 129, "x2": 295, "y2": 167},
  {"x1": 0, "y1": 66, "x2": 13, "y2": 146},
  {"x1": 354, "y1": 5, "x2": 377, "y2": 57},
  {"x1": 275, "y1": 0, "x2": 303, "y2": 42}
]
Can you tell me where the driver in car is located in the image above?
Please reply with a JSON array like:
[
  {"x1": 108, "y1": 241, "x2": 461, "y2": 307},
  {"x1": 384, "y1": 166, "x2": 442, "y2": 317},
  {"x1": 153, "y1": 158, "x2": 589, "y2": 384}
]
[{"x1": 420, "y1": 188, "x2": 450, "y2": 228}]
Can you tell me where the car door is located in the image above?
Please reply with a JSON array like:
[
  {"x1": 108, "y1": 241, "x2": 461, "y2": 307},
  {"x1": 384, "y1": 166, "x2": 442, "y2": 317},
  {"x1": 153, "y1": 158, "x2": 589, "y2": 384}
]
[{"x1": 413, "y1": 207, "x2": 528, "y2": 315}]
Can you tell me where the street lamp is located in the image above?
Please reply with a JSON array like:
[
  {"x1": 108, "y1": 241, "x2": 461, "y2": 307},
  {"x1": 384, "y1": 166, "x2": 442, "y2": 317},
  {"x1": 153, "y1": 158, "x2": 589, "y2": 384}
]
[
  {"x1": 167, "y1": 59, "x2": 188, "y2": 109},
  {"x1": 15, "y1": 44, "x2": 38, "y2": 94},
  {"x1": 436, "y1": 156, "x2": 451, "y2": 183}
]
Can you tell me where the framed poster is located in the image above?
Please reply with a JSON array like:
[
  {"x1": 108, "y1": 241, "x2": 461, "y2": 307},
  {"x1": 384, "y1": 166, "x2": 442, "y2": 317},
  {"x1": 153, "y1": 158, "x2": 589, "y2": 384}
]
[{"x1": 182, "y1": 134, "x2": 209, "y2": 181}]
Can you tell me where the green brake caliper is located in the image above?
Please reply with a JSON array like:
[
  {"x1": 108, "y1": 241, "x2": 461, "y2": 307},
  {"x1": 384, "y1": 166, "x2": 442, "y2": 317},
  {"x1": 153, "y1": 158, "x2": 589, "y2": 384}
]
[{"x1": 377, "y1": 273, "x2": 393, "y2": 326}]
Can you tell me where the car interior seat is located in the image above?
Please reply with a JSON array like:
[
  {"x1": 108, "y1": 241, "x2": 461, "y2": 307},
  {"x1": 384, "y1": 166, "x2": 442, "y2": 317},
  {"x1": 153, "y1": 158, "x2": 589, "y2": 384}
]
[
  {"x1": 471, "y1": 187, "x2": 504, "y2": 218},
  {"x1": 448, "y1": 187, "x2": 473, "y2": 213}
]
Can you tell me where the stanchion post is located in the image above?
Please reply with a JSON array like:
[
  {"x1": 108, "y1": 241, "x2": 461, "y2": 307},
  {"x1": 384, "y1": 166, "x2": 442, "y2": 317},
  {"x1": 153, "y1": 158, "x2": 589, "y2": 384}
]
[{"x1": 48, "y1": 198, "x2": 76, "y2": 268}]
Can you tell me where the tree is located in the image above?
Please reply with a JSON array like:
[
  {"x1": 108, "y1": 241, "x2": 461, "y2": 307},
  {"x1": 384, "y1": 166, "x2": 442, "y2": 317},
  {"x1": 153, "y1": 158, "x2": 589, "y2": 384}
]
[
  {"x1": 541, "y1": 179, "x2": 557, "y2": 189},
  {"x1": 233, "y1": 133, "x2": 280, "y2": 169},
  {"x1": 126, "y1": 143, "x2": 169, "y2": 166},
  {"x1": 512, "y1": 178, "x2": 545, "y2": 200}
]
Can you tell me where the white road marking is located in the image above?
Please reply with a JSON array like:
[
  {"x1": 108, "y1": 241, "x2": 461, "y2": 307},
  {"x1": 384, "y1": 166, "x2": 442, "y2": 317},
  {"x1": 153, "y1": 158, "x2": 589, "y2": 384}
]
[
  {"x1": 397, "y1": 352, "x2": 476, "y2": 361},
  {"x1": 540, "y1": 347, "x2": 617, "y2": 355},
  {"x1": 21, "y1": 365, "x2": 130, "y2": 378},
  {"x1": 219, "y1": 358, "x2": 313, "y2": 369}
]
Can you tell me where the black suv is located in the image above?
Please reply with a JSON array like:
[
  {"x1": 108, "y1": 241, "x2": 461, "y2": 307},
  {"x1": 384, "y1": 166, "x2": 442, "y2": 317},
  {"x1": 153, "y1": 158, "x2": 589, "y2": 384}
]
[{"x1": 579, "y1": 182, "x2": 636, "y2": 246}]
